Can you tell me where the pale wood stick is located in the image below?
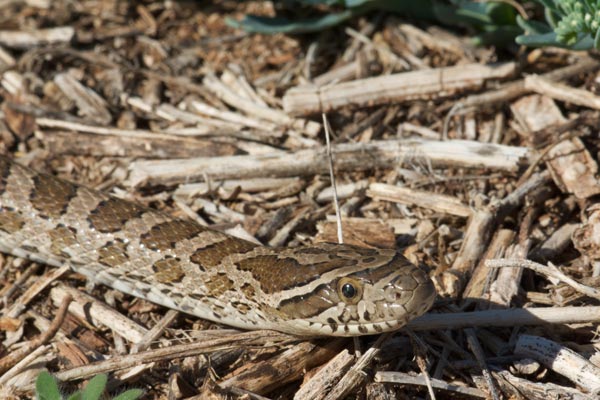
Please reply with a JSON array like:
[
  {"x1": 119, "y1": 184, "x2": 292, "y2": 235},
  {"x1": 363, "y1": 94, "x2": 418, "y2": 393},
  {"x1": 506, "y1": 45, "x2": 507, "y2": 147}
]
[
  {"x1": 323, "y1": 334, "x2": 390, "y2": 400},
  {"x1": 6, "y1": 264, "x2": 70, "y2": 318},
  {"x1": 407, "y1": 306, "x2": 600, "y2": 330},
  {"x1": 53, "y1": 73, "x2": 111, "y2": 125},
  {"x1": 283, "y1": 62, "x2": 516, "y2": 115},
  {"x1": 375, "y1": 372, "x2": 487, "y2": 398},
  {"x1": 441, "y1": 171, "x2": 550, "y2": 297},
  {"x1": 0, "y1": 345, "x2": 53, "y2": 387},
  {"x1": 463, "y1": 229, "x2": 515, "y2": 300},
  {"x1": 50, "y1": 286, "x2": 149, "y2": 344},
  {"x1": 486, "y1": 258, "x2": 600, "y2": 301},
  {"x1": 294, "y1": 349, "x2": 354, "y2": 400},
  {"x1": 0, "y1": 26, "x2": 74, "y2": 49},
  {"x1": 127, "y1": 139, "x2": 531, "y2": 187},
  {"x1": 0, "y1": 295, "x2": 72, "y2": 375},
  {"x1": 220, "y1": 340, "x2": 342, "y2": 395},
  {"x1": 493, "y1": 370, "x2": 588, "y2": 400},
  {"x1": 366, "y1": 183, "x2": 472, "y2": 218},
  {"x1": 525, "y1": 75, "x2": 600, "y2": 110},
  {"x1": 459, "y1": 57, "x2": 600, "y2": 111},
  {"x1": 515, "y1": 334, "x2": 600, "y2": 394},
  {"x1": 16, "y1": 331, "x2": 297, "y2": 391}
]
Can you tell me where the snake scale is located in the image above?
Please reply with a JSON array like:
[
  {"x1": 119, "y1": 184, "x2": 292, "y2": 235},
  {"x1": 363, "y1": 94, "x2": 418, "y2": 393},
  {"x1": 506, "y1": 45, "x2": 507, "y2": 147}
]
[{"x1": 0, "y1": 156, "x2": 435, "y2": 336}]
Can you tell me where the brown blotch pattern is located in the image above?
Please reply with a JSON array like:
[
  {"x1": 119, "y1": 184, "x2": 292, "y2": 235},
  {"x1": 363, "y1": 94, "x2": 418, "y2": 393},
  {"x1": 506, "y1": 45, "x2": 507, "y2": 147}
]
[
  {"x1": 30, "y1": 174, "x2": 77, "y2": 219},
  {"x1": 190, "y1": 237, "x2": 258, "y2": 268},
  {"x1": 152, "y1": 256, "x2": 186, "y2": 284},
  {"x1": 278, "y1": 285, "x2": 335, "y2": 319},
  {"x1": 232, "y1": 302, "x2": 251, "y2": 314},
  {"x1": 48, "y1": 225, "x2": 78, "y2": 257},
  {"x1": 351, "y1": 253, "x2": 407, "y2": 283},
  {"x1": 141, "y1": 219, "x2": 205, "y2": 251},
  {"x1": 236, "y1": 255, "x2": 354, "y2": 294},
  {"x1": 0, "y1": 157, "x2": 12, "y2": 196},
  {"x1": 0, "y1": 208, "x2": 24, "y2": 233},
  {"x1": 88, "y1": 198, "x2": 145, "y2": 233},
  {"x1": 98, "y1": 239, "x2": 129, "y2": 267},
  {"x1": 204, "y1": 273, "x2": 234, "y2": 297},
  {"x1": 240, "y1": 282, "x2": 256, "y2": 300}
]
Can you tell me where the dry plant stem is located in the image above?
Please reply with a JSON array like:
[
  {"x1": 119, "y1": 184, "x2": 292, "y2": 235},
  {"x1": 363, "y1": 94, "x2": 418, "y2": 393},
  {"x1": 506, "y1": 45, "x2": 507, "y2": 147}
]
[
  {"x1": 283, "y1": 62, "x2": 516, "y2": 115},
  {"x1": 36, "y1": 117, "x2": 226, "y2": 139},
  {"x1": 43, "y1": 331, "x2": 296, "y2": 387},
  {"x1": 531, "y1": 222, "x2": 579, "y2": 262},
  {"x1": 53, "y1": 73, "x2": 111, "y2": 124},
  {"x1": 463, "y1": 229, "x2": 515, "y2": 300},
  {"x1": 465, "y1": 328, "x2": 500, "y2": 400},
  {"x1": 131, "y1": 309, "x2": 179, "y2": 353},
  {"x1": 374, "y1": 372, "x2": 487, "y2": 398},
  {"x1": 447, "y1": 171, "x2": 550, "y2": 294},
  {"x1": 293, "y1": 349, "x2": 354, "y2": 400},
  {"x1": 220, "y1": 340, "x2": 343, "y2": 395},
  {"x1": 489, "y1": 205, "x2": 536, "y2": 307},
  {"x1": 0, "y1": 344, "x2": 51, "y2": 386},
  {"x1": 493, "y1": 370, "x2": 590, "y2": 400},
  {"x1": 366, "y1": 183, "x2": 472, "y2": 218},
  {"x1": 0, "y1": 294, "x2": 72, "y2": 375},
  {"x1": 406, "y1": 330, "x2": 435, "y2": 400},
  {"x1": 486, "y1": 258, "x2": 600, "y2": 301},
  {"x1": 515, "y1": 334, "x2": 600, "y2": 394},
  {"x1": 6, "y1": 265, "x2": 70, "y2": 318},
  {"x1": 0, "y1": 262, "x2": 38, "y2": 300},
  {"x1": 459, "y1": 57, "x2": 600, "y2": 111},
  {"x1": 127, "y1": 139, "x2": 530, "y2": 187},
  {"x1": 406, "y1": 306, "x2": 600, "y2": 330},
  {"x1": 43, "y1": 130, "x2": 240, "y2": 159},
  {"x1": 223, "y1": 387, "x2": 271, "y2": 400},
  {"x1": 524, "y1": 75, "x2": 600, "y2": 110},
  {"x1": 322, "y1": 113, "x2": 343, "y2": 244},
  {"x1": 50, "y1": 286, "x2": 149, "y2": 344}
]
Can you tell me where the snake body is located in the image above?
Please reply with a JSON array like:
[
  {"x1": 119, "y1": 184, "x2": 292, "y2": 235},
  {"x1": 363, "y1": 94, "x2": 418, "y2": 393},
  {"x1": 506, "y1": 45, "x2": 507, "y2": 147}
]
[{"x1": 0, "y1": 156, "x2": 435, "y2": 336}]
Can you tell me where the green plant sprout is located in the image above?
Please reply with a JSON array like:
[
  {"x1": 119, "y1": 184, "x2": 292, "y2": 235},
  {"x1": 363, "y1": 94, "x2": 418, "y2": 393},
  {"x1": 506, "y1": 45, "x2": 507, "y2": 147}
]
[{"x1": 35, "y1": 371, "x2": 142, "y2": 400}]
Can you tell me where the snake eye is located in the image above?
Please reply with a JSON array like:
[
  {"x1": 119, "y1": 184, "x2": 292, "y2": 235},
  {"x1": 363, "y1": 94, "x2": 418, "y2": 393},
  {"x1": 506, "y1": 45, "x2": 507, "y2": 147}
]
[
  {"x1": 342, "y1": 283, "x2": 356, "y2": 298},
  {"x1": 338, "y1": 277, "x2": 363, "y2": 304}
]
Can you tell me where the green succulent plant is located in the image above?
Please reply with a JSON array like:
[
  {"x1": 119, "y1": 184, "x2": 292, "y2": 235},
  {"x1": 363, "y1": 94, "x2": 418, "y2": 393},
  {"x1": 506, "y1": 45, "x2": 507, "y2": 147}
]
[
  {"x1": 517, "y1": 0, "x2": 600, "y2": 49},
  {"x1": 228, "y1": 0, "x2": 600, "y2": 50}
]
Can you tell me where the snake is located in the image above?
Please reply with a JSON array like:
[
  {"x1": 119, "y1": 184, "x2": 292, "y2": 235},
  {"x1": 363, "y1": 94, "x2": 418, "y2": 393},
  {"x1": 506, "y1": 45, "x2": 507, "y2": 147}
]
[{"x1": 0, "y1": 156, "x2": 436, "y2": 336}]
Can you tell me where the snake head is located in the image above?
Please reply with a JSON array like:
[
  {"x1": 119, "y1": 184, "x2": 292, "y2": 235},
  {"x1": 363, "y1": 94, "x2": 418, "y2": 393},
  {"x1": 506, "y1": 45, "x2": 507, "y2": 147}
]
[{"x1": 273, "y1": 244, "x2": 436, "y2": 336}]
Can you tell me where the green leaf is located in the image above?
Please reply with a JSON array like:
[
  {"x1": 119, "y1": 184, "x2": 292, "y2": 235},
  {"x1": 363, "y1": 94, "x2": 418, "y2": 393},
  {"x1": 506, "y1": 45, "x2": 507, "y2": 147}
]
[
  {"x1": 226, "y1": 10, "x2": 354, "y2": 34},
  {"x1": 594, "y1": 24, "x2": 600, "y2": 49},
  {"x1": 544, "y1": 6, "x2": 561, "y2": 28},
  {"x1": 80, "y1": 374, "x2": 107, "y2": 400},
  {"x1": 113, "y1": 389, "x2": 144, "y2": 400},
  {"x1": 473, "y1": 25, "x2": 522, "y2": 46},
  {"x1": 534, "y1": 0, "x2": 561, "y2": 14},
  {"x1": 516, "y1": 31, "x2": 595, "y2": 49},
  {"x1": 516, "y1": 31, "x2": 561, "y2": 46},
  {"x1": 516, "y1": 15, "x2": 553, "y2": 34},
  {"x1": 35, "y1": 371, "x2": 61, "y2": 400},
  {"x1": 66, "y1": 392, "x2": 82, "y2": 400}
]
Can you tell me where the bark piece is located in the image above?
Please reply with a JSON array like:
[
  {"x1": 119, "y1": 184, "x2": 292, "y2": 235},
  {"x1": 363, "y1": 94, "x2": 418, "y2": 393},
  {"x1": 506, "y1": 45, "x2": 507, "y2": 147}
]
[{"x1": 511, "y1": 94, "x2": 600, "y2": 199}]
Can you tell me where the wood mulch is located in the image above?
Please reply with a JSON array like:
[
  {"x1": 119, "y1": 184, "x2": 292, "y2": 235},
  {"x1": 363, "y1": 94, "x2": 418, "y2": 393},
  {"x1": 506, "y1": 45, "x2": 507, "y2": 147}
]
[{"x1": 1, "y1": 1, "x2": 600, "y2": 399}]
